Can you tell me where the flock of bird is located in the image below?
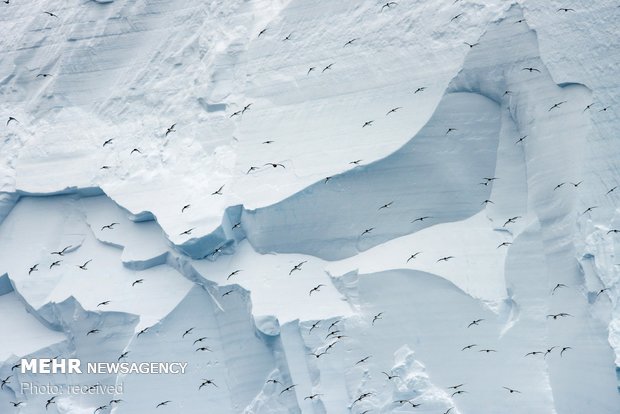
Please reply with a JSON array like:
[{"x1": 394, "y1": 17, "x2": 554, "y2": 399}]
[{"x1": 1, "y1": 1, "x2": 617, "y2": 413}]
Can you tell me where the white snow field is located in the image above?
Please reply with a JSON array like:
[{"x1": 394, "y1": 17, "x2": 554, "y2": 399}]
[{"x1": 0, "y1": 0, "x2": 619, "y2": 413}]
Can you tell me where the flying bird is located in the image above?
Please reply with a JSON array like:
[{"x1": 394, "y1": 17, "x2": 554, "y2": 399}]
[
  {"x1": 94, "y1": 406, "x2": 108, "y2": 414},
  {"x1": 596, "y1": 288, "x2": 610, "y2": 298},
  {"x1": 386, "y1": 107, "x2": 402, "y2": 115},
  {"x1": 350, "y1": 159, "x2": 363, "y2": 165},
  {"x1": 553, "y1": 182, "x2": 566, "y2": 191},
  {"x1": 557, "y1": 8, "x2": 575, "y2": 12},
  {"x1": 452, "y1": 390, "x2": 467, "y2": 397},
  {"x1": 378, "y1": 201, "x2": 393, "y2": 210},
  {"x1": 414, "y1": 87, "x2": 426, "y2": 94},
  {"x1": 309, "y1": 350, "x2": 329, "y2": 359},
  {"x1": 381, "y1": 2, "x2": 398, "y2": 11},
  {"x1": 43, "y1": 11, "x2": 58, "y2": 17},
  {"x1": 266, "y1": 379, "x2": 282, "y2": 385},
  {"x1": 130, "y1": 148, "x2": 141, "y2": 155},
  {"x1": 361, "y1": 228, "x2": 374, "y2": 236},
  {"x1": 570, "y1": 181, "x2": 582, "y2": 187},
  {"x1": 582, "y1": 206, "x2": 597, "y2": 214},
  {"x1": 503, "y1": 386, "x2": 521, "y2": 394},
  {"x1": 394, "y1": 399, "x2": 421, "y2": 407},
  {"x1": 181, "y1": 204, "x2": 191, "y2": 213},
  {"x1": 464, "y1": 42, "x2": 479, "y2": 48},
  {"x1": 264, "y1": 162, "x2": 285, "y2": 168},
  {"x1": 309, "y1": 284, "x2": 325, "y2": 296},
  {"x1": 344, "y1": 38, "x2": 358, "y2": 47},
  {"x1": 242, "y1": 103, "x2": 253, "y2": 114},
  {"x1": 51, "y1": 245, "x2": 72, "y2": 256},
  {"x1": 37, "y1": 73, "x2": 52, "y2": 78},
  {"x1": 522, "y1": 67, "x2": 540, "y2": 73},
  {"x1": 180, "y1": 227, "x2": 195, "y2": 236},
  {"x1": 156, "y1": 401, "x2": 171, "y2": 408},
  {"x1": 478, "y1": 349, "x2": 497, "y2": 353},
  {"x1": 211, "y1": 185, "x2": 224, "y2": 195},
  {"x1": 102, "y1": 138, "x2": 114, "y2": 147},
  {"x1": 525, "y1": 351, "x2": 544, "y2": 357},
  {"x1": 548, "y1": 101, "x2": 567, "y2": 111},
  {"x1": 49, "y1": 260, "x2": 62, "y2": 269},
  {"x1": 450, "y1": 13, "x2": 463, "y2": 22},
  {"x1": 132, "y1": 279, "x2": 144, "y2": 287},
  {"x1": 308, "y1": 321, "x2": 320, "y2": 333},
  {"x1": 481, "y1": 199, "x2": 494, "y2": 205},
  {"x1": 230, "y1": 110, "x2": 242, "y2": 118},
  {"x1": 182, "y1": 328, "x2": 194, "y2": 338},
  {"x1": 6, "y1": 116, "x2": 18, "y2": 125},
  {"x1": 497, "y1": 242, "x2": 512, "y2": 248},
  {"x1": 199, "y1": 379, "x2": 217, "y2": 389},
  {"x1": 372, "y1": 312, "x2": 383, "y2": 325},
  {"x1": 28, "y1": 264, "x2": 39, "y2": 275},
  {"x1": 546, "y1": 313, "x2": 573, "y2": 319},
  {"x1": 117, "y1": 352, "x2": 129, "y2": 361},
  {"x1": 355, "y1": 356, "x2": 371, "y2": 365},
  {"x1": 307, "y1": 67, "x2": 316, "y2": 75},
  {"x1": 446, "y1": 128, "x2": 457, "y2": 134},
  {"x1": 165, "y1": 124, "x2": 176, "y2": 136},
  {"x1": 289, "y1": 261, "x2": 307, "y2": 275},
  {"x1": 362, "y1": 120, "x2": 374, "y2": 128},
  {"x1": 304, "y1": 394, "x2": 322, "y2": 400},
  {"x1": 1, "y1": 375, "x2": 11, "y2": 390},
  {"x1": 503, "y1": 216, "x2": 522, "y2": 226},
  {"x1": 77, "y1": 259, "x2": 92, "y2": 270},
  {"x1": 467, "y1": 319, "x2": 484, "y2": 328},
  {"x1": 599, "y1": 106, "x2": 611, "y2": 112},
  {"x1": 87, "y1": 329, "x2": 100, "y2": 336},
  {"x1": 97, "y1": 301, "x2": 110, "y2": 307},
  {"x1": 283, "y1": 33, "x2": 293, "y2": 41},
  {"x1": 411, "y1": 216, "x2": 431, "y2": 223},
  {"x1": 461, "y1": 344, "x2": 477, "y2": 351},
  {"x1": 193, "y1": 337, "x2": 208, "y2": 345},
  {"x1": 195, "y1": 346, "x2": 212, "y2": 352},
  {"x1": 583, "y1": 103, "x2": 595, "y2": 112},
  {"x1": 9, "y1": 402, "x2": 23, "y2": 407},
  {"x1": 407, "y1": 252, "x2": 422, "y2": 262},
  {"x1": 101, "y1": 222, "x2": 118, "y2": 230},
  {"x1": 544, "y1": 346, "x2": 558, "y2": 357},
  {"x1": 382, "y1": 371, "x2": 399, "y2": 380},
  {"x1": 46, "y1": 396, "x2": 57, "y2": 409},
  {"x1": 258, "y1": 28, "x2": 267, "y2": 37},
  {"x1": 551, "y1": 283, "x2": 568, "y2": 294},
  {"x1": 280, "y1": 384, "x2": 297, "y2": 394},
  {"x1": 227, "y1": 270, "x2": 242, "y2": 280},
  {"x1": 560, "y1": 346, "x2": 572, "y2": 357},
  {"x1": 437, "y1": 256, "x2": 454, "y2": 262},
  {"x1": 515, "y1": 135, "x2": 527, "y2": 144},
  {"x1": 322, "y1": 63, "x2": 334, "y2": 73}
]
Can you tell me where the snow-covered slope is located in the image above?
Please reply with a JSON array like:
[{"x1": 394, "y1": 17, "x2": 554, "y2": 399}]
[{"x1": 0, "y1": 1, "x2": 619, "y2": 413}]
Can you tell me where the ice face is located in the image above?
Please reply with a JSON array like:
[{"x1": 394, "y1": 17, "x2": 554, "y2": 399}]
[{"x1": 0, "y1": 2, "x2": 619, "y2": 413}]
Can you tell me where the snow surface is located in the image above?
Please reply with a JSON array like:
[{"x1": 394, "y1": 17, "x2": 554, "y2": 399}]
[{"x1": 0, "y1": 1, "x2": 619, "y2": 413}]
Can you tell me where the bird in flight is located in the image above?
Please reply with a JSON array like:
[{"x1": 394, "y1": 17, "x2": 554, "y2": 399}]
[
  {"x1": 322, "y1": 63, "x2": 334, "y2": 73},
  {"x1": 437, "y1": 256, "x2": 454, "y2": 262},
  {"x1": 372, "y1": 312, "x2": 383, "y2": 325},
  {"x1": 230, "y1": 110, "x2": 242, "y2": 118},
  {"x1": 452, "y1": 390, "x2": 467, "y2": 397},
  {"x1": 199, "y1": 379, "x2": 218, "y2": 389},
  {"x1": 227, "y1": 270, "x2": 242, "y2": 280},
  {"x1": 309, "y1": 284, "x2": 325, "y2": 296},
  {"x1": 582, "y1": 206, "x2": 597, "y2": 214},
  {"x1": 467, "y1": 319, "x2": 484, "y2": 328},
  {"x1": 132, "y1": 279, "x2": 144, "y2": 287},
  {"x1": 381, "y1": 2, "x2": 398, "y2": 11},
  {"x1": 352, "y1": 392, "x2": 373, "y2": 405},
  {"x1": 28, "y1": 264, "x2": 39, "y2": 275},
  {"x1": 258, "y1": 28, "x2": 267, "y2": 37},
  {"x1": 571, "y1": 181, "x2": 582, "y2": 187},
  {"x1": 46, "y1": 396, "x2": 57, "y2": 409},
  {"x1": 497, "y1": 242, "x2": 512, "y2": 248},
  {"x1": 464, "y1": 42, "x2": 479, "y2": 48},
  {"x1": 289, "y1": 261, "x2": 307, "y2": 275},
  {"x1": 52, "y1": 245, "x2": 72, "y2": 256},
  {"x1": 49, "y1": 260, "x2": 62, "y2": 269},
  {"x1": 156, "y1": 401, "x2": 171, "y2": 408},
  {"x1": 1, "y1": 375, "x2": 11, "y2": 390},
  {"x1": 37, "y1": 73, "x2": 52, "y2": 78},
  {"x1": 266, "y1": 379, "x2": 282, "y2": 385},
  {"x1": 378, "y1": 201, "x2": 394, "y2": 210},
  {"x1": 193, "y1": 337, "x2": 208, "y2": 345},
  {"x1": 9, "y1": 402, "x2": 23, "y2": 407},
  {"x1": 101, "y1": 222, "x2": 118, "y2": 230},
  {"x1": 478, "y1": 349, "x2": 497, "y2": 353},
  {"x1": 130, "y1": 148, "x2": 142, "y2": 155},
  {"x1": 362, "y1": 120, "x2": 374, "y2": 128},
  {"x1": 242, "y1": 103, "x2": 253, "y2": 114},
  {"x1": 560, "y1": 346, "x2": 572, "y2": 357},
  {"x1": 553, "y1": 182, "x2": 565, "y2": 191},
  {"x1": 446, "y1": 128, "x2": 457, "y2": 134},
  {"x1": 280, "y1": 384, "x2": 297, "y2": 394},
  {"x1": 450, "y1": 13, "x2": 463, "y2": 22},
  {"x1": 596, "y1": 288, "x2": 610, "y2": 298},
  {"x1": 382, "y1": 371, "x2": 399, "y2": 380},
  {"x1": 515, "y1": 135, "x2": 527, "y2": 144},
  {"x1": 557, "y1": 8, "x2": 575, "y2": 12},
  {"x1": 182, "y1": 327, "x2": 194, "y2": 338},
  {"x1": 196, "y1": 346, "x2": 212, "y2": 352},
  {"x1": 102, "y1": 138, "x2": 114, "y2": 147},
  {"x1": 407, "y1": 252, "x2": 422, "y2": 262},
  {"x1": 599, "y1": 106, "x2": 611, "y2": 112},
  {"x1": 503, "y1": 216, "x2": 521, "y2": 226},
  {"x1": 411, "y1": 216, "x2": 431, "y2": 223},
  {"x1": 308, "y1": 321, "x2": 320, "y2": 333},
  {"x1": 546, "y1": 313, "x2": 572, "y2": 319},
  {"x1": 97, "y1": 301, "x2": 110, "y2": 307},
  {"x1": 344, "y1": 38, "x2": 358, "y2": 47},
  {"x1": 414, "y1": 87, "x2": 426, "y2": 94},
  {"x1": 87, "y1": 329, "x2": 100, "y2": 336},
  {"x1": 548, "y1": 101, "x2": 567, "y2": 111},
  {"x1": 551, "y1": 283, "x2": 568, "y2": 294},
  {"x1": 309, "y1": 349, "x2": 329, "y2": 359},
  {"x1": 264, "y1": 162, "x2": 285, "y2": 168},
  {"x1": 307, "y1": 67, "x2": 316, "y2": 75},
  {"x1": 394, "y1": 399, "x2": 421, "y2": 408},
  {"x1": 355, "y1": 355, "x2": 371, "y2": 365},
  {"x1": 544, "y1": 346, "x2": 558, "y2": 357},
  {"x1": 304, "y1": 393, "x2": 322, "y2": 400},
  {"x1": 522, "y1": 67, "x2": 541, "y2": 73},
  {"x1": 361, "y1": 228, "x2": 374, "y2": 236},
  {"x1": 117, "y1": 352, "x2": 129, "y2": 361},
  {"x1": 481, "y1": 199, "x2": 494, "y2": 205},
  {"x1": 165, "y1": 124, "x2": 176, "y2": 136},
  {"x1": 181, "y1": 204, "x2": 191, "y2": 213},
  {"x1": 77, "y1": 259, "x2": 92, "y2": 270},
  {"x1": 94, "y1": 405, "x2": 108, "y2": 414},
  {"x1": 6, "y1": 116, "x2": 18, "y2": 125},
  {"x1": 283, "y1": 33, "x2": 293, "y2": 41},
  {"x1": 350, "y1": 159, "x2": 362, "y2": 165},
  {"x1": 503, "y1": 386, "x2": 521, "y2": 394},
  {"x1": 44, "y1": 11, "x2": 58, "y2": 17},
  {"x1": 180, "y1": 227, "x2": 195, "y2": 236},
  {"x1": 525, "y1": 351, "x2": 544, "y2": 357},
  {"x1": 211, "y1": 185, "x2": 224, "y2": 195},
  {"x1": 461, "y1": 344, "x2": 477, "y2": 351},
  {"x1": 386, "y1": 107, "x2": 402, "y2": 115}
]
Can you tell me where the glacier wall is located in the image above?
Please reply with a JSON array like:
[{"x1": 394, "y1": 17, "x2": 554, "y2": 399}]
[{"x1": 0, "y1": 1, "x2": 619, "y2": 413}]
